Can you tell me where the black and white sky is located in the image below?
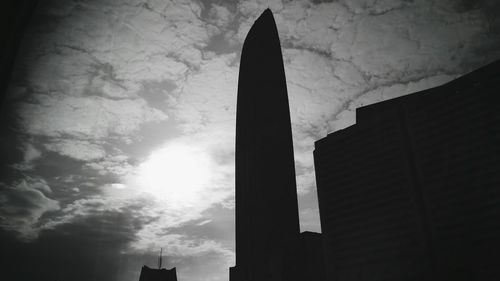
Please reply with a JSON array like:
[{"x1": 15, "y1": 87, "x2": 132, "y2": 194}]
[{"x1": 1, "y1": 0, "x2": 499, "y2": 281}]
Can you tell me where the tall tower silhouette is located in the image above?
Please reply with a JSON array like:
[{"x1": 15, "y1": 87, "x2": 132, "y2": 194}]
[{"x1": 231, "y1": 8, "x2": 300, "y2": 281}]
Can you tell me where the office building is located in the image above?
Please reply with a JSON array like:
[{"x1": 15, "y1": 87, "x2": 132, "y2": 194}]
[{"x1": 314, "y1": 60, "x2": 500, "y2": 281}]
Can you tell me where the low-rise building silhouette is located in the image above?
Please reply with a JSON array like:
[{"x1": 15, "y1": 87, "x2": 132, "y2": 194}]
[
  {"x1": 139, "y1": 249, "x2": 177, "y2": 281},
  {"x1": 314, "y1": 60, "x2": 500, "y2": 281},
  {"x1": 138, "y1": 266, "x2": 177, "y2": 281}
]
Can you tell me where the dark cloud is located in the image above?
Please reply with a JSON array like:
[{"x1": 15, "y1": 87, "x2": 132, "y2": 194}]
[
  {"x1": 0, "y1": 177, "x2": 59, "y2": 238},
  {"x1": 0, "y1": 209, "x2": 148, "y2": 281}
]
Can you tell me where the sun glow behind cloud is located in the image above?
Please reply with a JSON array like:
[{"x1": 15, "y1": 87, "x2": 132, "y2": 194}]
[
  {"x1": 136, "y1": 143, "x2": 214, "y2": 207},
  {"x1": 2, "y1": 0, "x2": 500, "y2": 280}
]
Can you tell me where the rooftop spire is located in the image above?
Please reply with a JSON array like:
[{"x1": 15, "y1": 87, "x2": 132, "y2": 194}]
[{"x1": 157, "y1": 248, "x2": 163, "y2": 269}]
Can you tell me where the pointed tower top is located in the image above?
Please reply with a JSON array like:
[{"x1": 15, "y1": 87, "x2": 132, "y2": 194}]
[
  {"x1": 260, "y1": 8, "x2": 273, "y2": 19},
  {"x1": 244, "y1": 8, "x2": 279, "y2": 49}
]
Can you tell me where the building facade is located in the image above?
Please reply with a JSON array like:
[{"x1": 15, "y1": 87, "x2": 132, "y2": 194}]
[{"x1": 314, "y1": 60, "x2": 500, "y2": 281}]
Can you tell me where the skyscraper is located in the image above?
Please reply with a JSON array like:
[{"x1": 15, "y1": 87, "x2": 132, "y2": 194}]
[{"x1": 230, "y1": 8, "x2": 300, "y2": 281}]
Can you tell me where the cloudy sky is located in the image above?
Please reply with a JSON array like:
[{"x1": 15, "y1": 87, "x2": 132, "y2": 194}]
[{"x1": 1, "y1": 0, "x2": 499, "y2": 280}]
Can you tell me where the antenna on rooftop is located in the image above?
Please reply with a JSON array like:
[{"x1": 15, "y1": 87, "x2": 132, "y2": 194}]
[{"x1": 158, "y1": 248, "x2": 163, "y2": 269}]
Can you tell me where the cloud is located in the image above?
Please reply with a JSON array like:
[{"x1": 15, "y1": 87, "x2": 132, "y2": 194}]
[
  {"x1": 36, "y1": 187, "x2": 235, "y2": 281},
  {"x1": 43, "y1": 166, "x2": 234, "y2": 252},
  {"x1": 0, "y1": 179, "x2": 235, "y2": 280},
  {"x1": 44, "y1": 139, "x2": 106, "y2": 161},
  {"x1": 7, "y1": 0, "x2": 227, "y2": 176},
  {"x1": 208, "y1": 4, "x2": 234, "y2": 29},
  {"x1": 18, "y1": 94, "x2": 167, "y2": 140},
  {"x1": 10, "y1": 143, "x2": 43, "y2": 171},
  {"x1": 167, "y1": 203, "x2": 235, "y2": 244},
  {"x1": 285, "y1": 49, "x2": 352, "y2": 133},
  {"x1": 123, "y1": 134, "x2": 235, "y2": 235},
  {"x1": 0, "y1": 209, "x2": 149, "y2": 281},
  {"x1": 13, "y1": 93, "x2": 167, "y2": 174},
  {"x1": 103, "y1": 0, "x2": 216, "y2": 68},
  {"x1": 296, "y1": 171, "x2": 316, "y2": 195},
  {"x1": 132, "y1": 233, "x2": 234, "y2": 259},
  {"x1": 38, "y1": 193, "x2": 153, "y2": 240},
  {"x1": 86, "y1": 154, "x2": 134, "y2": 176},
  {"x1": 0, "y1": 177, "x2": 60, "y2": 239},
  {"x1": 23, "y1": 143, "x2": 42, "y2": 163},
  {"x1": 130, "y1": 231, "x2": 234, "y2": 281},
  {"x1": 169, "y1": 53, "x2": 238, "y2": 133}
]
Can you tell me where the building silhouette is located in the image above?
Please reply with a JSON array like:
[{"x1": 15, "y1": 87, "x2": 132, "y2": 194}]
[
  {"x1": 138, "y1": 266, "x2": 177, "y2": 281},
  {"x1": 230, "y1": 8, "x2": 325, "y2": 281},
  {"x1": 278, "y1": 231, "x2": 327, "y2": 281},
  {"x1": 139, "y1": 249, "x2": 177, "y2": 281},
  {"x1": 314, "y1": 60, "x2": 500, "y2": 281}
]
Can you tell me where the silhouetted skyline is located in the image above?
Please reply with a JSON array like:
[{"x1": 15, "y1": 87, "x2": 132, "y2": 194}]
[
  {"x1": 139, "y1": 266, "x2": 177, "y2": 281},
  {"x1": 1, "y1": 1, "x2": 500, "y2": 281}
]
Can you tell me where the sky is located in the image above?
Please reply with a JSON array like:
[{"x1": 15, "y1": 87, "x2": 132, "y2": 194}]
[{"x1": 0, "y1": 0, "x2": 499, "y2": 281}]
